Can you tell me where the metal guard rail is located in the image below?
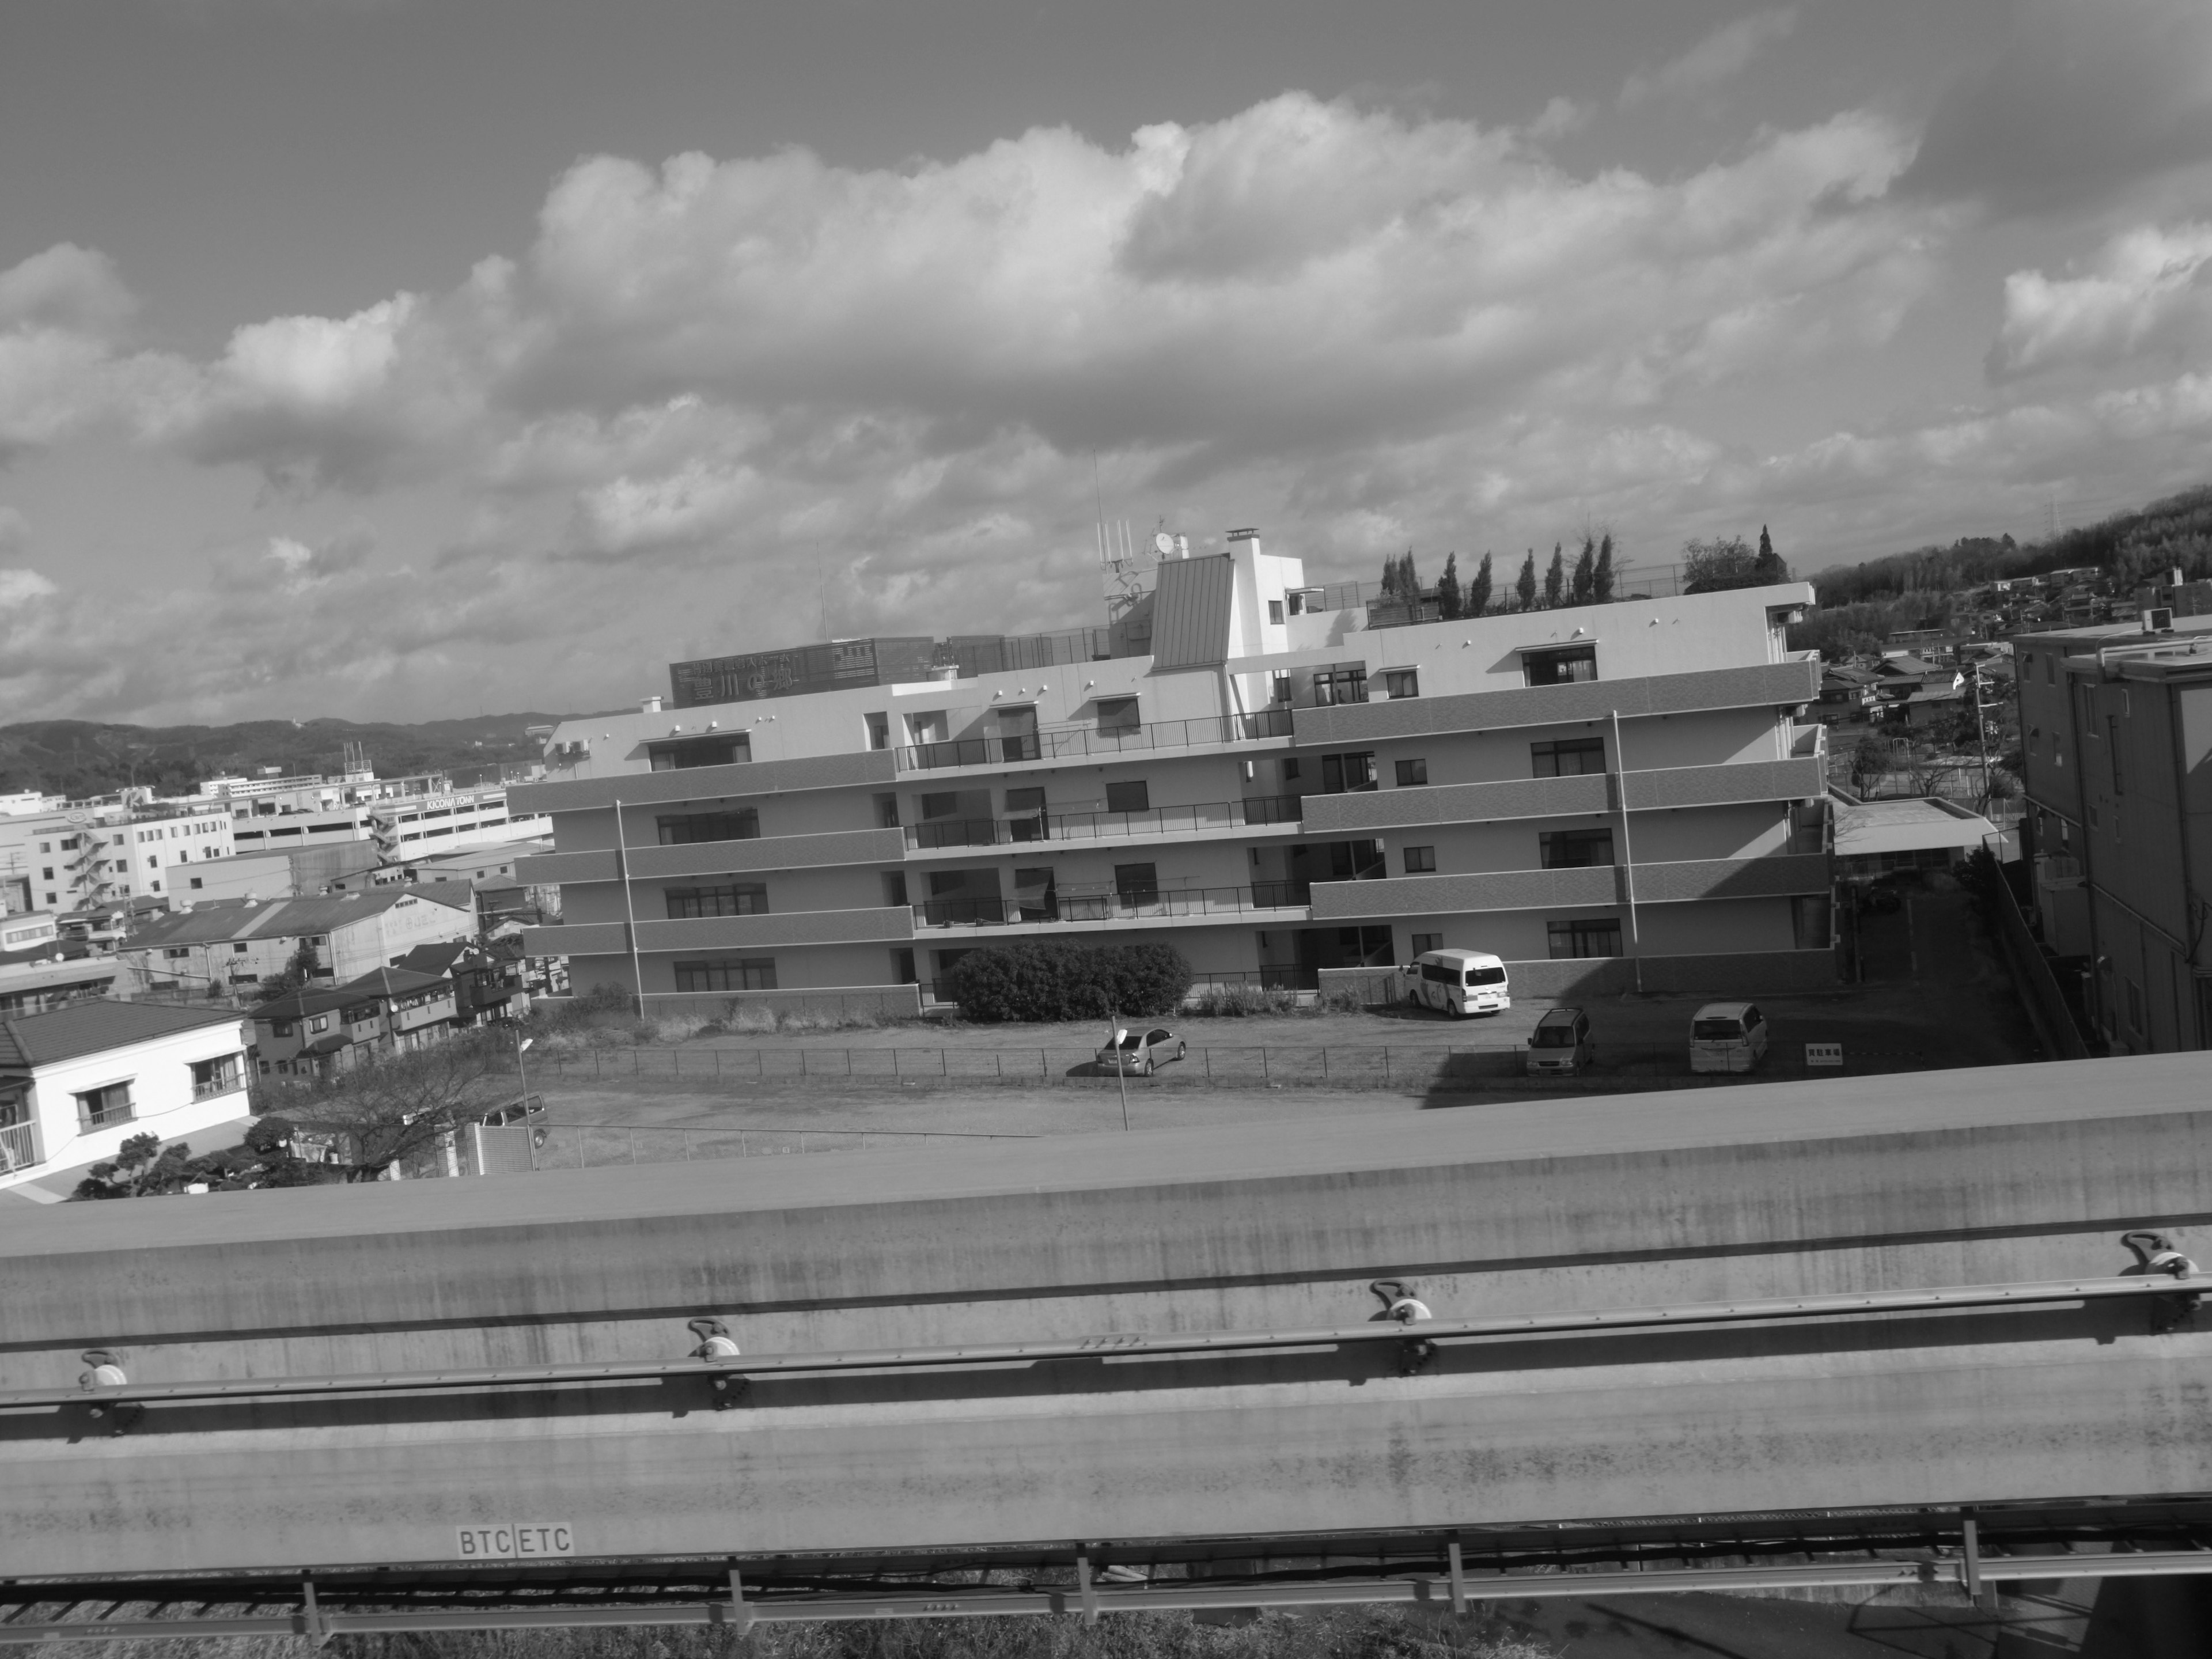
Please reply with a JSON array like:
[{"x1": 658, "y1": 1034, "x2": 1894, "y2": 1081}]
[
  {"x1": 6, "y1": 1550, "x2": 2212, "y2": 1642},
  {"x1": 1, "y1": 1272, "x2": 2192, "y2": 1414}
]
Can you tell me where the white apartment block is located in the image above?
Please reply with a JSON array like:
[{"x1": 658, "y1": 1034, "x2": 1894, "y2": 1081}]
[{"x1": 516, "y1": 534, "x2": 1831, "y2": 1012}]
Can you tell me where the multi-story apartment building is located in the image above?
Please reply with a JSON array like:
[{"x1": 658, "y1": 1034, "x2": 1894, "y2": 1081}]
[
  {"x1": 0, "y1": 800, "x2": 231, "y2": 914},
  {"x1": 2015, "y1": 614, "x2": 2212, "y2": 1054},
  {"x1": 516, "y1": 536, "x2": 1830, "y2": 1013}
]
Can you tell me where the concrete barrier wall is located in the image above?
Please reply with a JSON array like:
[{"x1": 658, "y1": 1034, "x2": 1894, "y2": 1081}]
[
  {"x1": 1986, "y1": 862, "x2": 2090, "y2": 1061},
  {"x1": 1319, "y1": 947, "x2": 1836, "y2": 1006}
]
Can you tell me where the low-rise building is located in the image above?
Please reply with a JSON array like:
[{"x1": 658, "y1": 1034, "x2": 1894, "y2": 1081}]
[
  {"x1": 0, "y1": 1001, "x2": 251, "y2": 1192},
  {"x1": 251, "y1": 965, "x2": 461, "y2": 1084},
  {"x1": 391, "y1": 940, "x2": 530, "y2": 1025},
  {"x1": 116, "y1": 889, "x2": 475, "y2": 1000},
  {"x1": 1832, "y1": 797, "x2": 2000, "y2": 884}
]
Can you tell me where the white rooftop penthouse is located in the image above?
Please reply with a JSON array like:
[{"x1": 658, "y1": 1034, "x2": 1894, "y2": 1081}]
[{"x1": 514, "y1": 535, "x2": 1829, "y2": 1014}]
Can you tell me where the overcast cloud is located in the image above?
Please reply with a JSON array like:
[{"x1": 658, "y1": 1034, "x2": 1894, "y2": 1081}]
[{"x1": 3, "y1": 1, "x2": 2212, "y2": 723}]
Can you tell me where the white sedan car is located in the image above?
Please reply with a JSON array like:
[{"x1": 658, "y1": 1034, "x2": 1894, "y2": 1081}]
[{"x1": 1096, "y1": 1026, "x2": 1188, "y2": 1075}]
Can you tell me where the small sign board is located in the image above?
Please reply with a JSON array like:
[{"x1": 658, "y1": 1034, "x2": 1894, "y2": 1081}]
[
  {"x1": 457, "y1": 1522, "x2": 575, "y2": 1560},
  {"x1": 1805, "y1": 1043, "x2": 1844, "y2": 1068}
]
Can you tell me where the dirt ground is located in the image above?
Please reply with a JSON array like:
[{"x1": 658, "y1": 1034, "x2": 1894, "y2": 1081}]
[{"x1": 517, "y1": 891, "x2": 2043, "y2": 1155}]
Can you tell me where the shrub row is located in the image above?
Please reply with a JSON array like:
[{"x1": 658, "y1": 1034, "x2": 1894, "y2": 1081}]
[{"x1": 944, "y1": 942, "x2": 1193, "y2": 1022}]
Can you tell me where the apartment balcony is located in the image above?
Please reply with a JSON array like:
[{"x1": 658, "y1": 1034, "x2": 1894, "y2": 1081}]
[
  {"x1": 912, "y1": 882, "x2": 1312, "y2": 933},
  {"x1": 0, "y1": 1120, "x2": 40, "y2": 1172},
  {"x1": 518, "y1": 827, "x2": 907, "y2": 887},
  {"x1": 895, "y1": 709, "x2": 1296, "y2": 775},
  {"x1": 1308, "y1": 851, "x2": 1832, "y2": 920},
  {"x1": 906, "y1": 796, "x2": 1302, "y2": 852},
  {"x1": 511, "y1": 749, "x2": 899, "y2": 817},
  {"x1": 1293, "y1": 658, "x2": 1821, "y2": 747},
  {"x1": 1301, "y1": 756, "x2": 1828, "y2": 836},
  {"x1": 524, "y1": 905, "x2": 915, "y2": 959},
  {"x1": 1792, "y1": 724, "x2": 1828, "y2": 761}
]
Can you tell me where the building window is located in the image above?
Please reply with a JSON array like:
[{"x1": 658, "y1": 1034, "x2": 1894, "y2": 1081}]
[
  {"x1": 191, "y1": 1054, "x2": 245, "y2": 1100},
  {"x1": 876, "y1": 793, "x2": 901, "y2": 828},
  {"x1": 1531, "y1": 736, "x2": 1606, "y2": 777},
  {"x1": 649, "y1": 736, "x2": 752, "y2": 771},
  {"x1": 1271, "y1": 673, "x2": 1291, "y2": 704},
  {"x1": 271, "y1": 1020, "x2": 294, "y2": 1038},
  {"x1": 865, "y1": 713, "x2": 890, "y2": 751},
  {"x1": 309, "y1": 1016, "x2": 330, "y2": 1033},
  {"x1": 1548, "y1": 918, "x2": 1623, "y2": 959},
  {"x1": 921, "y1": 791, "x2": 961, "y2": 820},
  {"x1": 233, "y1": 942, "x2": 249, "y2": 953},
  {"x1": 656, "y1": 809, "x2": 760, "y2": 845},
  {"x1": 1267, "y1": 599, "x2": 1285, "y2": 625},
  {"x1": 1114, "y1": 862, "x2": 1160, "y2": 899},
  {"x1": 1791, "y1": 895, "x2": 1832, "y2": 950},
  {"x1": 1313, "y1": 665, "x2": 1369, "y2": 706},
  {"x1": 673, "y1": 958, "x2": 777, "y2": 993},
  {"x1": 164, "y1": 947, "x2": 190, "y2": 961},
  {"x1": 74, "y1": 1081, "x2": 135, "y2": 1130},
  {"x1": 1321, "y1": 752, "x2": 1378, "y2": 793},
  {"x1": 664, "y1": 882, "x2": 770, "y2": 919},
  {"x1": 1524, "y1": 645, "x2": 1598, "y2": 686},
  {"x1": 1539, "y1": 828, "x2": 1616, "y2": 869},
  {"x1": 1105, "y1": 779, "x2": 1150, "y2": 814},
  {"x1": 1410, "y1": 933, "x2": 1442, "y2": 956},
  {"x1": 1402, "y1": 845, "x2": 1436, "y2": 874},
  {"x1": 1394, "y1": 758, "x2": 1429, "y2": 787},
  {"x1": 1382, "y1": 668, "x2": 1419, "y2": 699},
  {"x1": 883, "y1": 872, "x2": 910, "y2": 908},
  {"x1": 1282, "y1": 759, "x2": 1301, "y2": 781},
  {"x1": 891, "y1": 948, "x2": 917, "y2": 984},
  {"x1": 1095, "y1": 697, "x2": 1141, "y2": 734}
]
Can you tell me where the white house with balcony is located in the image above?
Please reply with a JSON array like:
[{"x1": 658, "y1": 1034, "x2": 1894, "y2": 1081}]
[{"x1": 0, "y1": 1002, "x2": 252, "y2": 1196}]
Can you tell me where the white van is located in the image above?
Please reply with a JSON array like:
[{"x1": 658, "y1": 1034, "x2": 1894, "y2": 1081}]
[
  {"x1": 1400, "y1": 949, "x2": 1511, "y2": 1017},
  {"x1": 1689, "y1": 1002, "x2": 1769, "y2": 1073}
]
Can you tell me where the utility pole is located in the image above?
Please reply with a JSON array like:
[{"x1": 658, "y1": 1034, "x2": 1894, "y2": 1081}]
[{"x1": 1971, "y1": 664, "x2": 1991, "y2": 813}]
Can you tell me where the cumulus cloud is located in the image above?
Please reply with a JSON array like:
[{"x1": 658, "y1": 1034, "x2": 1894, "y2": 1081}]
[
  {"x1": 1904, "y1": 0, "x2": 2212, "y2": 216},
  {"x1": 1619, "y1": 9, "x2": 1797, "y2": 108},
  {"x1": 1991, "y1": 223, "x2": 2212, "y2": 380}
]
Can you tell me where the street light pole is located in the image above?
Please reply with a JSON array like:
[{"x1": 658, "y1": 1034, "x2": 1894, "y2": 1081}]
[{"x1": 513, "y1": 1032, "x2": 533, "y2": 1108}]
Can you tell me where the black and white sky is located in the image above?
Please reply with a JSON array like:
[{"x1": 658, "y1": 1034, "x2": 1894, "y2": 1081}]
[{"x1": 5, "y1": 0, "x2": 2212, "y2": 722}]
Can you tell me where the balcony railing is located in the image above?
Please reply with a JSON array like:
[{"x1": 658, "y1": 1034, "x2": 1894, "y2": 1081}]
[
  {"x1": 78, "y1": 1100, "x2": 134, "y2": 1131},
  {"x1": 896, "y1": 709, "x2": 1296, "y2": 772},
  {"x1": 191, "y1": 1073, "x2": 245, "y2": 1103},
  {"x1": 0, "y1": 1120, "x2": 39, "y2": 1171},
  {"x1": 915, "y1": 881, "x2": 1312, "y2": 929},
  {"x1": 907, "y1": 794, "x2": 1303, "y2": 850}
]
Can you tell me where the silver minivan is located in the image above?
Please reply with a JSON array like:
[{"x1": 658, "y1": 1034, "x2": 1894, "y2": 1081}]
[{"x1": 1689, "y1": 1002, "x2": 1768, "y2": 1073}]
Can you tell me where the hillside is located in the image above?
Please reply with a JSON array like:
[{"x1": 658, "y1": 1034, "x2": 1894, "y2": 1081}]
[{"x1": 0, "y1": 713, "x2": 586, "y2": 799}]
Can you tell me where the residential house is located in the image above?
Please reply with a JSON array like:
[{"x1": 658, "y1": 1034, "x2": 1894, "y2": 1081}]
[
  {"x1": 516, "y1": 533, "x2": 1833, "y2": 1006},
  {"x1": 391, "y1": 940, "x2": 531, "y2": 1025},
  {"x1": 1833, "y1": 798, "x2": 2001, "y2": 884},
  {"x1": 0, "y1": 1001, "x2": 251, "y2": 1193},
  {"x1": 251, "y1": 965, "x2": 460, "y2": 1084},
  {"x1": 117, "y1": 889, "x2": 475, "y2": 1001}
]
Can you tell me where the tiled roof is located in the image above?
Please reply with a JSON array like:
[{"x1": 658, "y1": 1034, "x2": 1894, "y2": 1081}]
[
  {"x1": 248, "y1": 986, "x2": 359, "y2": 1022},
  {"x1": 338, "y1": 965, "x2": 453, "y2": 999},
  {"x1": 0, "y1": 1000, "x2": 244, "y2": 1070},
  {"x1": 122, "y1": 888, "x2": 471, "y2": 950},
  {"x1": 391, "y1": 941, "x2": 471, "y2": 977}
]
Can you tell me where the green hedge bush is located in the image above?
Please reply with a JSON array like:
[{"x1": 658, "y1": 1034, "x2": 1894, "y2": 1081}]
[{"x1": 944, "y1": 941, "x2": 1194, "y2": 1022}]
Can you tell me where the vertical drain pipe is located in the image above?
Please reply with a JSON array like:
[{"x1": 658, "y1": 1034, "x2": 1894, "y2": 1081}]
[
  {"x1": 1610, "y1": 709, "x2": 1644, "y2": 994},
  {"x1": 613, "y1": 797, "x2": 646, "y2": 1016}
]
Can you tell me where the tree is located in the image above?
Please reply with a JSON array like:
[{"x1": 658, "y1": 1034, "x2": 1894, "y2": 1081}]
[
  {"x1": 72, "y1": 1133, "x2": 196, "y2": 1199},
  {"x1": 283, "y1": 1034, "x2": 508, "y2": 1182},
  {"x1": 1753, "y1": 525, "x2": 1789, "y2": 585},
  {"x1": 1435, "y1": 553, "x2": 1462, "y2": 620},
  {"x1": 1543, "y1": 544, "x2": 1565, "y2": 608},
  {"x1": 1514, "y1": 551, "x2": 1537, "y2": 611},
  {"x1": 1571, "y1": 536, "x2": 1596, "y2": 605},
  {"x1": 254, "y1": 939, "x2": 324, "y2": 1004},
  {"x1": 1594, "y1": 535, "x2": 1616, "y2": 602},
  {"x1": 1377, "y1": 550, "x2": 1419, "y2": 602},
  {"x1": 1469, "y1": 552, "x2": 1494, "y2": 618},
  {"x1": 1681, "y1": 536, "x2": 1762, "y2": 594}
]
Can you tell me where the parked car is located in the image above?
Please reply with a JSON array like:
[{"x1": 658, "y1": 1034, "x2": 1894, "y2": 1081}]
[
  {"x1": 1399, "y1": 948, "x2": 1511, "y2": 1017},
  {"x1": 1097, "y1": 1026, "x2": 1187, "y2": 1075},
  {"x1": 1689, "y1": 1002, "x2": 1769, "y2": 1073},
  {"x1": 1525, "y1": 1007, "x2": 1595, "y2": 1075}
]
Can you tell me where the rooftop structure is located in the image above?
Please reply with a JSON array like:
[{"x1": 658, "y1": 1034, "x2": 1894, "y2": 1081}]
[{"x1": 516, "y1": 533, "x2": 1831, "y2": 1011}]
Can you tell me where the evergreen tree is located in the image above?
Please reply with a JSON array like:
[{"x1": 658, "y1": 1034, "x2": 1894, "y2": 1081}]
[
  {"x1": 1752, "y1": 524, "x2": 1788, "y2": 585},
  {"x1": 1514, "y1": 550, "x2": 1537, "y2": 610},
  {"x1": 1594, "y1": 533, "x2": 1616, "y2": 602},
  {"x1": 1398, "y1": 550, "x2": 1421, "y2": 603},
  {"x1": 1436, "y1": 552, "x2": 1463, "y2": 621},
  {"x1": 1377, "y1": 551, "x2": 1402, "y2": 600},
  {"x1": 1543, "y1": 543, "x2": 1565, "y2": 608},
  {"x1": 1571, "y1": 536, "x2": 1596, "y2": 605},
  {"x1": 1469, "y1": 552, "x2": 1494, "y2": 617}
]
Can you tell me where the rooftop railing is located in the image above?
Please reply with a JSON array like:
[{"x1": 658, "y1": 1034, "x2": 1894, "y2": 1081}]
[
  {"x1": 914, "y1": 881, "x2": 1311, "y2": 929},
  {"x1": 907, "y1": 794, "x2": 1302, "y2": 850},
  {"x1": 895, "y1": 709, "x2": 1295, "y2": 773}
]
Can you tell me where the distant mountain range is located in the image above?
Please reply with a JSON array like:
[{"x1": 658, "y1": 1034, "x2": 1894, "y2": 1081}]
[{"x1": 0, "y1": 713, "x2": 593, "y2": 800}]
